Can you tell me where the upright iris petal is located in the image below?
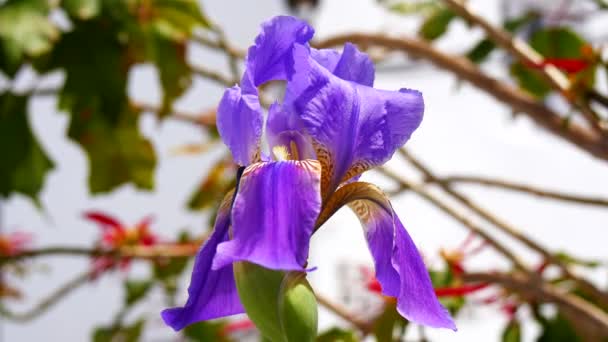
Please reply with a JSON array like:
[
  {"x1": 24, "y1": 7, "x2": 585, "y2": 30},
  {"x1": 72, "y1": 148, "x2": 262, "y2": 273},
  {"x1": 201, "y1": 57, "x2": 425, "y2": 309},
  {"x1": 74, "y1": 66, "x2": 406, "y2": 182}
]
[
  {"x1": 213, "y1": 160, "x2": 322, "y2": 271},
  {"x1": 217, "y1": 86, "x2": 264, "y2": 166},
  {"x1": 312, "y1": 43, "x2": 375, "y2": 87},
  {"x1": 161, "y1": 193, "x2": 244, "y2": 331},
  {"x1": 245, "y1": 15, "x2": 314, "y2": 87},
  {"x1": 285, "y1": 44, "x2": 424, "y2": 195}
]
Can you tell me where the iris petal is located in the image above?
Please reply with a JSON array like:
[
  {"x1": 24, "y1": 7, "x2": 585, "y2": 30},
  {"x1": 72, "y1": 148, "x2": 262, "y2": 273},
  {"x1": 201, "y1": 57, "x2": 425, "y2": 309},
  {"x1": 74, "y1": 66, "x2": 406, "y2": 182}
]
[
  {"x1": 311, "y1": 43, "x2": 375, "y2": 86},
  {"x1": 216, "y1": 86, "x2": 264, "y2": 166},
  {"x1": 161, "y1": 192, "x2": 244, "y2": 331},
  {"x1": 213, "y1": 160, "x2": 322, "y2": 271},
  {"x1": 285, "y1": 44, "x2": 423, "y2": 196},
  {"x1": 246, "y1": 15, "x2": 314, "y2": 87},
  {"x1": 319, "y1": 182, "x2": 456, "y2": 330}
]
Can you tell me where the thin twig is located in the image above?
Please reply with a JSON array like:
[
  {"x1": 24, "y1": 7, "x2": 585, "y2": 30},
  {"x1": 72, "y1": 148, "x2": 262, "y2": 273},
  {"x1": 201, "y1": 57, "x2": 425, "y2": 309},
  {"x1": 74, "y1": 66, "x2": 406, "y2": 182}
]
[
  {"x1": 0, "y1": 270, "x2": 92, "y2": 322},
  {"x1": 398, "y1": 149, "x2": 608, "y2": 308},
  {"x1": 315, "y1": 292, "x2": 373, "y2": 334},
  {"x1": 314, "y1": 34, "x2": 608, "y2": 162},
  {"x1": 463, "y1": 272, "x2": 608, "y2": 336},
  {"x1": 210, "y1": 24, "x2": 242, "y2": 83},
  {"x1": 434, "y1": 175, "x2": 608, "y2": 207},
  {"x1": 189, "y1": 63, "x2": 235, "y2": 87},
  {"x1": 0, "y1": 243, "x2": 201, "y2": 264},
  {"x1": 376, "y1": 167, "x2": 528, "y2": 270},
  {"x1": 442, "y1": 0, "x2": 606, "y2": 133}
]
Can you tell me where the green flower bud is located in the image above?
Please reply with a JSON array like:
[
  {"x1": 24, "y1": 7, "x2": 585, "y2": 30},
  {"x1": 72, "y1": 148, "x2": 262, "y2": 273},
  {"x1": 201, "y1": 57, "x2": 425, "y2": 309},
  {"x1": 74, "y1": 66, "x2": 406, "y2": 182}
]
[{"x1": 234, "y1": 262, "x2": 318, "y2": 342}]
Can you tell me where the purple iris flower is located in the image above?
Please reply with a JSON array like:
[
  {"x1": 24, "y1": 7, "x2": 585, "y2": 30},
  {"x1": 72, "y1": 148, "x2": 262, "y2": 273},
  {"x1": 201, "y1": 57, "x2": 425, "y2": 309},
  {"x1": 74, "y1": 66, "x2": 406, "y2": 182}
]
[{"x1": 162, "y1": 15, "x2": 456, "y2": 332}]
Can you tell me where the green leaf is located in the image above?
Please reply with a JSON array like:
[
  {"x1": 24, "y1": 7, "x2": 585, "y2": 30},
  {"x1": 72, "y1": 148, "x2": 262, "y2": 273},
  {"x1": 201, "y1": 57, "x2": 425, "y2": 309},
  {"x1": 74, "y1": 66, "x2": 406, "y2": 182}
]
[
  {"x1": 466, "y1": 12, "x2": 538, "y2": 64},
  {"x1": 184, "y1": 321, "x2": 232, "y2": 342},
  {"x1": 502, "y1": 320, "x2": 521, "y2": 342},
  {"x1": 0, "y1": 0, "x2": 58, "y2": 76},
  {"x1": 511, "y1": 27, "x2": 592, "y2": 98},
  {"x1": 93, "y1": 319, "x2": 145, "y2": 342},
  {"x1": 124, "y1": 279, "x2": 153, "y2": 306},
  {"x1": 466, "y1": 39, "x2": 495, "y2": 64},
  {"x1": 63, "y1": 0, "x2": 101, "y2": 20},
  {"x1": 153, "y1": 231, "x2": 191, "y2": 296},
  {"x1": 316, "y1": 328, "x2": 359, "y2": 342},
  {"x1": 0, "y1": 93, "x2": 54, "y2": 203},
  {"x1": 418, "y1": 7, "x2": 455, "y2": 41},
  {"x1": 38, "y1": 19, "x2": 157, "y2": 194},
  {"x1": 537, "y1": 314, "x2": 581, "y2": 342},
  {"x1": 188, "y1": 159, "x2": 235, "y2": 211},
  {"x1": 388, "y1": 0, "x2": 441, "y2": 16},
  {"x1": 510, "y1": 62, "x2": 552, "y2": 98},
  {"x1": 373, "y1": 301, "x2": 408, "y2": 342}
]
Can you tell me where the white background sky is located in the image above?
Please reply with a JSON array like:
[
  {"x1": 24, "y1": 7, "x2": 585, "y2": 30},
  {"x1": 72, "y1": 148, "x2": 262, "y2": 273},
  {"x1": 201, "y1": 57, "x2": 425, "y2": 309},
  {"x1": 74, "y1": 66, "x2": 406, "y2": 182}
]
[{"x1": 2, "y1": 0, "x2": 608, "y2": 341}]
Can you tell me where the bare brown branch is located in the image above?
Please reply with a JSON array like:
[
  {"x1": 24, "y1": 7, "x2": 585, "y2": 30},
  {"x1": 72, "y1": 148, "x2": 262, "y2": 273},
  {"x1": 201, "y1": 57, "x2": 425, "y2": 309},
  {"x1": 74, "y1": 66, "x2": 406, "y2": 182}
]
[{"x1": 314, "y1": 34, "x2": 608, "y2": 162}]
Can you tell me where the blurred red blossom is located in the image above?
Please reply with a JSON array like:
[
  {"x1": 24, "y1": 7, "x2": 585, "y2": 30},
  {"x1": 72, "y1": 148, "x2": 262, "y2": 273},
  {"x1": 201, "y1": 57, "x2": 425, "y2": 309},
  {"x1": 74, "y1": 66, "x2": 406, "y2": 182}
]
[
  {"x1": 0, "y1": 231, "x2": 32, "y2": 256},
  {"x1": 83, "y1": 211, "x2": 159, "y2": 277}
]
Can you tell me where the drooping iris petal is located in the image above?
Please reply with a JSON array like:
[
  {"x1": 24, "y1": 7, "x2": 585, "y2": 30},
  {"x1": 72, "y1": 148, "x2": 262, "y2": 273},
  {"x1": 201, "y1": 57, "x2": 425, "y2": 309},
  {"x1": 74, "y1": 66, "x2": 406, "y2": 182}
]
[
  {"x1": 311, "y1": 43, "x2": 375, "y2": 87},
  {"x1": 216, "y1": 86, "x2": 263, "y2": 166},
  {"x1": 285, "y1": 44, "x2": 423, "y2": 195},
  {"x1": 318, "y1": 182, "x2": 455, "y2": 330},
  {"x1": 246, "y1": 15, "x2": 314, "y2": 87},
  {"x1": 161, "y1": 192, "x2": 244, "y2": 331},
  {"x1": 213, "y1": 160, "x2": 322, "y2": 271}
]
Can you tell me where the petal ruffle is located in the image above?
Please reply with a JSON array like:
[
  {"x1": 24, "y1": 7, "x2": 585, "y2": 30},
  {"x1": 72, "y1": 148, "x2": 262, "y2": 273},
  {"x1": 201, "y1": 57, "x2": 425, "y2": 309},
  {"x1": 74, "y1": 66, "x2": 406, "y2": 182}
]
[
  {"x1": 319, "y1": 182, "x2": 455, "y2": 330},
  {"x1": 284, "y1": 45, "x2": 423, "y2": 196},
  {"x1": 161, "y1": 192, "x2": 244, "y2": 331},
  {"x1": 312, "y1": 43, "x2": 375, "y2": 86},
  {"x1": 213, "y1": 160, "x2": 322, "y2": 271},
  {"x1": 216, "y1": 85, "x2": 264, "y2": 166},
  {"x1": 245, "y1": 15, "x2": 314, "y2": 87}
]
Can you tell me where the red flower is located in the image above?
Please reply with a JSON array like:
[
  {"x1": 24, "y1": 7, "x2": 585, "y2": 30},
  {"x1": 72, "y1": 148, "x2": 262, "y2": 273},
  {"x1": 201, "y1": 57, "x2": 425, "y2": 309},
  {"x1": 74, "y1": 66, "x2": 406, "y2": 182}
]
[
  {"x1": 83, "y1": 211, "x2": 159, "y2": 277},
  {"x1": 0, "y1": 232, "x2": 32, "y2": 256}
]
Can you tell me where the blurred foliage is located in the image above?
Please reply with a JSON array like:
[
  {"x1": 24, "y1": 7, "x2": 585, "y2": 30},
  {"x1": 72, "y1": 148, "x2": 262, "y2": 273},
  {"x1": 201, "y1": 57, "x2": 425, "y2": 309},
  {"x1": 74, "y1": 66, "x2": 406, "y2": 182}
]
[
  {"x1": 0, "y1": 0, "x2": 209, "y2": 199},
  {"x1": 0, "y1": 93, "x2": 54, "y2": 203},
  {"x1": 510, "y1": 27, "x2": 593, "y2": 98}
]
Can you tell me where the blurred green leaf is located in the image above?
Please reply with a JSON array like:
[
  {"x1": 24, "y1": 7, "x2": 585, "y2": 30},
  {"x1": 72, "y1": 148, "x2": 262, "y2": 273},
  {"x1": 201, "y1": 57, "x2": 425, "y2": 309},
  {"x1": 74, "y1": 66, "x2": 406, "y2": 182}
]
[
  {"x1": 502, "y1": 320, "x2": 521, "y2": 342},
  {"x1": 466, "y1": 39, "x2": 495, "y2": 64},
  {"x1": 510, "y1": 62, "x2": 552, "y2": 98},
  {"x1": 511, "y1": 27, "x2": 592, "y2": 98},
  {"x1": 93, "y1": 319, "x2": 145, "y2": 342},
  {"x1": 418, "y1": 7, "x2": 455, "y2": 41},
  {"x1": 388, "y1": 0, "x2": 440, "y2": 15},
  {"x1": 188, "y1": 158, "x2": 235, "y2": 211},
  {"x1": 373, "y1": 301, "x2": 408, "y2": 342},
  {"x1": 184, "y1": 321, "x2": 231, "y2": 342},
  {"x1": 466, "y1": 12, "x2": 538, "y2": 64},
  {"x1": 316, "y1": 327, "x2": 359, "y2": 342},
  {"x1": 555, "y1": 251, "x2": 602, "y2": 268},
  {"x1": 37, "y1": 19, "x2": 157, "y2": 194},
  {"x1": 114, "y1": 0, "x2": 209, "y2": 117},
  {"x1": 0, "y1": 0, "x2": 58, "y2": 76},
  {"x1": 124, "y1": 279, "x2": 153, "y2": 306},
  {"x1": 0, "y1": 93, "x2": 54, "y2": 203},
  {"x1": 63, "y1": 0, "x2": 101, "y2": 20},
  {"x1": 537, "y1": 314, "x2": 581, "y2": 342},
  {"x1": 153, "y1": 231, "x2": 192, "y2": 296}
]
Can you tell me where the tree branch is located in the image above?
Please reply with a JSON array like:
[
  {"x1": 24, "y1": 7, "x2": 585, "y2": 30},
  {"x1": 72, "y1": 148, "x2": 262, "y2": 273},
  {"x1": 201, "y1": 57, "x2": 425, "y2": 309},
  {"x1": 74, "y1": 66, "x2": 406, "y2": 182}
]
[
  {"x1": 376, "y1": 167, "x2": 528, "y2": 270},
  {"x1": 434, "y1": 175, "x2": 608, "y2": 207},
  {"x1": 0, "y1": 243, "x2": 201, "y2": 265},
  {"x1": 442, "y1": 0, "x2": 606, "y2": 133},
  {"x1": 0, "y1": 270, "x2": 93, "y2": 322},
  {"x1": 398, "y1": 149, "x2": 608, "y2": 308},
  {"x1": 463, "y1": 272, "x2": 608, "y2": 337},
  {"x1": 314, "y1": 34, "x2": 608, "y2": 162}
]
